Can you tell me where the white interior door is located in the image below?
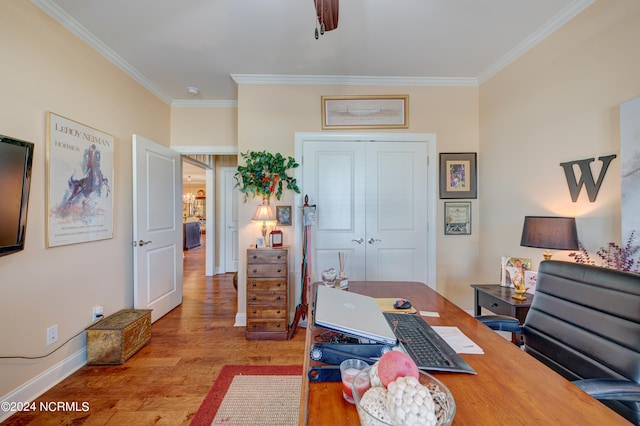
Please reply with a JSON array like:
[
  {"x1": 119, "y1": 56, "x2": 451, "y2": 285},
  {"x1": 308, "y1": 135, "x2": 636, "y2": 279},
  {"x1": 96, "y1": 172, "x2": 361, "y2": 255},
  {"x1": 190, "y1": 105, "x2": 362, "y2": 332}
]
[
  {"x1": 302, "y1": 138, "x2": 431, "y2": 284},
  {"x1": 132, "y1": 135, "x2": 183, "y2": 323},
  {"x1": 365, "y1": 142, "x2": 429, "y2": 281},
  {"x1": 222, "y1": 167, "x2": 238, "y2": 272}
]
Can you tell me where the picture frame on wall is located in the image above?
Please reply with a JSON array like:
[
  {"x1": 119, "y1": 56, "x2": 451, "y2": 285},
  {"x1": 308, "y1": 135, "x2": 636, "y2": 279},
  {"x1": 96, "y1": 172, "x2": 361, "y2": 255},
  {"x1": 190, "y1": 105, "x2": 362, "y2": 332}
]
[
  {"x1": 46, "y1": 112, "x2": 114, "y2": 247},
  {"x1": 439, "y1": 152, "x2": 477, "y2": 199},
  {"x1": 276, "y1": 205, "x2": 292, "y2": 226},
  {"x1": 444, "y1": 202, "x2": 471, "y2": 235},
  {"x1": 321, "y1": 95, "x2": 409, "y2": 129}
]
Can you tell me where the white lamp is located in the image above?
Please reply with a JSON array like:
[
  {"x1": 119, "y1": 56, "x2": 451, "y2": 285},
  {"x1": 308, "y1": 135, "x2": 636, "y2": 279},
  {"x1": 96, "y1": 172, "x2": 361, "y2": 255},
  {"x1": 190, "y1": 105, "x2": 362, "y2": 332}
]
[{"x1": 252, "y1": 202, "x2": 276, "y2": 243}]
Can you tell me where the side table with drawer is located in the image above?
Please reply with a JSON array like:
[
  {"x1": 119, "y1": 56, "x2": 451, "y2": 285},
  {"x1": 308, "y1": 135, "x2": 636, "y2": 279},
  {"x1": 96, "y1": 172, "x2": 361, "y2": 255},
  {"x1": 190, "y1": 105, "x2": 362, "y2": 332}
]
[
  {"x1": 471, "y1": 284, "x2": 533, "y2": 345},
  {"x1": 246, "y1": 247, "x2": 289, "y2": 340}
]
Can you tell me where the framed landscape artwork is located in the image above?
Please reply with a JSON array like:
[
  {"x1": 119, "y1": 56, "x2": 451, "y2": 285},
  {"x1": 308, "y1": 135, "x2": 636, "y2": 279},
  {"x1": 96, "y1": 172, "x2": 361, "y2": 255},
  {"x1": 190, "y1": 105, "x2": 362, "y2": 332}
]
[
  {"x1": 439, "y1": 152, "x2": 477, "y2": 199},
  {"x1": 321, "y1": 95, "x2": 409, "y2": 129}
]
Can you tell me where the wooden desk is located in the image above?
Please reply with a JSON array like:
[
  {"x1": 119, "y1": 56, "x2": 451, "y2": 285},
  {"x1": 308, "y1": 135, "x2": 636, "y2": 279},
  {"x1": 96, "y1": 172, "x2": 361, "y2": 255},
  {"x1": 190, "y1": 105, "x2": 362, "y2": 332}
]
[{"x1": 299, "y1": 281, "x2": 629, "y2": 425}]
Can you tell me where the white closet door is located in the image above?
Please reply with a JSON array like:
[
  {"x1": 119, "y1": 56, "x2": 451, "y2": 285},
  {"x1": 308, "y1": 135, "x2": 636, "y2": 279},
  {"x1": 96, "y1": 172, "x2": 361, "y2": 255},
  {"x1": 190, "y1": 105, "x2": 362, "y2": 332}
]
[
  {"x1": 365, "y1": 142, "x2": 429, "y2": 281},
  {"x1": 303, "y1": 141, "x2": 367, "y2": 280},
  {"x1": 303, "y1": 139, "x2": 429, "y2": 283}
]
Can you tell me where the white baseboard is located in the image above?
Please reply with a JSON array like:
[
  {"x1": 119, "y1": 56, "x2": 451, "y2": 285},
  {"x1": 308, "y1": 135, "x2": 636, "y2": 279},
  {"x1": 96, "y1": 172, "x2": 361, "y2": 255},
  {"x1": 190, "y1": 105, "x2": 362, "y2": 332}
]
[
  {"x1": 234, "y1": 313, "x2": 246, "y2": 327},
  {"x1": 0, "y1": 348, "x2": 86, "y2": 422}
]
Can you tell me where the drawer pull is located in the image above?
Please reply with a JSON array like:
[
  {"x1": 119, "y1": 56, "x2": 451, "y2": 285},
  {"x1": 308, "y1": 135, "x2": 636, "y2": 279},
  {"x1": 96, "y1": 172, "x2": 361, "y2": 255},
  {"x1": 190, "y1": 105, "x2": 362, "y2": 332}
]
[
  {"x1": 276, "y1": 323, "x2": 281, "y2": 328},
  {"x1": 253, "y1": 255, "x2": 257, "y2": 259},
  {"x1": 252, "y1": 269, "x2": 257, "y2": 273},
  {"x1": 252, "y1": 296, "x2": 257, "y2": 301},
  {"x1": 276, "y1": 310, "x2": 281, "y2": 314},
  {"x1": 252, "y1": 324, "x2": 257, "y2": 328},
  {"x1": 490, "y1": 302, "x2": 499, "y2": 308},
  {"x1": 253, "y1": 310, "x2": 257, "y2": 314},
  {"x1": 277, "y1": 282, "x2": 281, "y2": 287},
  {"x1": 252, "y1": 282, "x2": 257, "y2": 287},
  {"x1": 277, "y1": 268, "x2": 282, "y2": 273},
  {"x1": 276, "y1": 296, "x2": 281, "y2": 301}
]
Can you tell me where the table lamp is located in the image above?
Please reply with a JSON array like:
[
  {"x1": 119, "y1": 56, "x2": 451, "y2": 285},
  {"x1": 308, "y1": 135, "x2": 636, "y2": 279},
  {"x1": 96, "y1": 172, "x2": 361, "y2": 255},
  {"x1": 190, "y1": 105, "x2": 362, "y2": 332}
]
[
  {"x1": 520, "y1": 216, "x2": 579, "y2": 260},
  {"x1": 252, "y1": 202, "x2": 276, "y2": 243}
]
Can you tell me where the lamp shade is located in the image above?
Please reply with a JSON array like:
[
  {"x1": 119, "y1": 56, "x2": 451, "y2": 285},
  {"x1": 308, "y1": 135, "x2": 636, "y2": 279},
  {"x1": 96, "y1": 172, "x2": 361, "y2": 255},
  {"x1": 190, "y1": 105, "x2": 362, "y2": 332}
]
[
  {"x1": 252, "y1": 204, "x2": 275, "y2": 222},
  {"x1": 520, "y1": 216, "x2": 579, "y2": 250}
]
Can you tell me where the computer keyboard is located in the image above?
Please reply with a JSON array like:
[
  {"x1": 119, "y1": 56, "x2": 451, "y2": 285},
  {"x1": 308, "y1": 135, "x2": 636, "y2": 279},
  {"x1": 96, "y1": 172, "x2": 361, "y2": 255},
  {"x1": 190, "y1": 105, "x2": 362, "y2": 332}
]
[{"x1": 383, "y1": 312, "x2": 476, "y2": 374}]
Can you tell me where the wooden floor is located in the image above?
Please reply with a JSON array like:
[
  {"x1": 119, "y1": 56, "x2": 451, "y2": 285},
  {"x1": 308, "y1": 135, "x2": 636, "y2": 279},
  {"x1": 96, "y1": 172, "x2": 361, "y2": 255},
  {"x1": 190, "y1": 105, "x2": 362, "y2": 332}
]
[{"x1": 3, "y1": 244, "x2": 306, "y2": 425}]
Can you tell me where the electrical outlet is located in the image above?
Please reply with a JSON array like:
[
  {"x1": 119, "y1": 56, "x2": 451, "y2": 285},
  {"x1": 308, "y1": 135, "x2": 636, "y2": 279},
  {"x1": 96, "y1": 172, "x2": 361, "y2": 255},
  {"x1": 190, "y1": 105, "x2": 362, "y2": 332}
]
[
  {"x1": 46, "y1": 324, "x2": 58, "y2": 346},
  {"x1": 92, "y1": 306, "x2": 104, "y2": 322}
]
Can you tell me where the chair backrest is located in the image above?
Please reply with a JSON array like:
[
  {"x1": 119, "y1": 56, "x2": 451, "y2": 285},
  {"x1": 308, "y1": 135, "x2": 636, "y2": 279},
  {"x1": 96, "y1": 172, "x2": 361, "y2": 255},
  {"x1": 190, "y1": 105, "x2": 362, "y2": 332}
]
[{"x1": 523, "y1": 260, "x2": 640, "y2": 423}]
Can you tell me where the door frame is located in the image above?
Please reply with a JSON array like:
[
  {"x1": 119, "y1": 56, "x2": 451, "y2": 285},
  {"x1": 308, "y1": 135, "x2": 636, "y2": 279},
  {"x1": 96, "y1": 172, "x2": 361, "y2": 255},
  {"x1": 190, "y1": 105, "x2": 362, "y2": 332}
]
[
  {"x1": 293, "y1": 133, "x2": 437, "y2": 303},
  {"x1": 172, "y1": 146, "x2": 238, "y2": 275},
  {"x1": 220, "y1": 166, "x2": 239, "y2": 273}
]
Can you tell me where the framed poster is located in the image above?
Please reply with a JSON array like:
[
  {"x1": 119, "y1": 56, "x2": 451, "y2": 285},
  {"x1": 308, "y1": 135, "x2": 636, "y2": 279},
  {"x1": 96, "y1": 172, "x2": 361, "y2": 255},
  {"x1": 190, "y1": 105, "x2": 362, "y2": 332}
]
[
  {"x1": 439, "y1": 152, "x2": 477, "y2": 199},
  {"x1": 444, "y1": 202, "x2": 471, "y2": 235},
  {"x1": 46, "y1": 112, "x2": 114, "y2": 247},
  {"x1": 321, "y1": 95, "x2": 409, "y2": 129}
]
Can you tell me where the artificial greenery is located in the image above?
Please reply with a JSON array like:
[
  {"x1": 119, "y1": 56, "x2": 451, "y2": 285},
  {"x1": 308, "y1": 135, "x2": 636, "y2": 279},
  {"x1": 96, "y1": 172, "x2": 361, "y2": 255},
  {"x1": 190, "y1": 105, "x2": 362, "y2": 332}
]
[
  {"x1": 569, "y1": 230, "x2": 639, "y2": 273},
  {"x1": 234, "y1": 150, "x2": 300, "y2": 201}
]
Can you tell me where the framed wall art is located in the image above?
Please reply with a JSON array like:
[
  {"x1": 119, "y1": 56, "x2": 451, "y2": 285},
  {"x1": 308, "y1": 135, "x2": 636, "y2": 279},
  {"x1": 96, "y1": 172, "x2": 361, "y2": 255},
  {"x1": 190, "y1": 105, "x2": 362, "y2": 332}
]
[
  {"x1": 444, "y1": 202, "x2": 471, "y2": 235},
  {"x1": 321, "y1": 95, "x2": 409, "y2": 129},
  {"x1": 439, "y1": 152, "x2": 477, "y2": 199},
  {"x1": 46, "y1": 112, "x2": 114, "y2": 247},
  {"x1": 276, "y1": 205, "x2": 292, "y2": 226}
]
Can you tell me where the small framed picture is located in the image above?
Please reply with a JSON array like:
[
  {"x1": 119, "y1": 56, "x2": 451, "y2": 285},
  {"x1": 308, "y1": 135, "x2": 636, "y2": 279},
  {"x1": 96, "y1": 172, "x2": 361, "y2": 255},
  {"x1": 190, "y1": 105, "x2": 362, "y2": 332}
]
[
  {"x1": 256, "y1": 236, "x2": 266, "y2": 248},
  {"x1": 444, "y1": 202, "x2": 471, "y2": 235},
  {"x1": 270, "y1": 229, "x2": 283, "y2": 247},
  {"x1": 439, "y1": 152, "x2": 477, "y2": 199},
  {"x1": 276, "y1": 206, "x2": 292, "y2": 226}
]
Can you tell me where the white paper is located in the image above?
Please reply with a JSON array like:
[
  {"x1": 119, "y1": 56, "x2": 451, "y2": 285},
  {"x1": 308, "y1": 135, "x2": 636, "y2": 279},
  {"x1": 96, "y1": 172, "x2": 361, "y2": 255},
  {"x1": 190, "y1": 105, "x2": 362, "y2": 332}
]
[
  {"x1": 419, "y1": 311, "x2": 440, "y2": 317},
  {"x1": 432, "y1": 326, "x2": 484, "y2": 354}
]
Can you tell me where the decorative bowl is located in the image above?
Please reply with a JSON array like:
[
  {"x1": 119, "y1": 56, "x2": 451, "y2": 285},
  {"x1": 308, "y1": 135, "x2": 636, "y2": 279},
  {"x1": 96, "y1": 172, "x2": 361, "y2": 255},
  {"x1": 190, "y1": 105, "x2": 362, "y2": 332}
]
[{"x1": 352, "y1": 367, "x2": 456, "y2": 426}]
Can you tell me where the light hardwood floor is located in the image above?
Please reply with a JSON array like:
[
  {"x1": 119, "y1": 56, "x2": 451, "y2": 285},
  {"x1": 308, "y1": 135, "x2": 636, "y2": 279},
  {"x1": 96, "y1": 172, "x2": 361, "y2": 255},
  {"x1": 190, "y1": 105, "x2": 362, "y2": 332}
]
[{"x1": 3, "y1": 243, "x2": 306, "y2": 425}]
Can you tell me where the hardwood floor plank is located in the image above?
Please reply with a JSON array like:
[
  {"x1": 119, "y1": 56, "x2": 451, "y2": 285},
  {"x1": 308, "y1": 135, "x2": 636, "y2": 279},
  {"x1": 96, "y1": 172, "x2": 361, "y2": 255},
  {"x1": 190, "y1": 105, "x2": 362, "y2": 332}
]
[{"x1": 2, "y1": 244, "x2": 306, "y2": 425}]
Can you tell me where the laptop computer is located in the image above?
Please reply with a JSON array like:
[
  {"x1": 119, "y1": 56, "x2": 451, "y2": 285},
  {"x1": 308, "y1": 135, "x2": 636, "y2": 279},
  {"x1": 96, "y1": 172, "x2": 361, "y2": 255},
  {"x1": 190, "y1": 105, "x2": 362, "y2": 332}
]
[{"x1": 313, "y1": 286, "x2": 398, "y2": 345}]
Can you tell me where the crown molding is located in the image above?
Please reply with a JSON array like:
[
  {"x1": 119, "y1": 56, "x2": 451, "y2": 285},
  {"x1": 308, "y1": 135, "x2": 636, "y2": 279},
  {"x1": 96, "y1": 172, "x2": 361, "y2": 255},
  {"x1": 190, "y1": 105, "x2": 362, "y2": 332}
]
[
  {"x1": 478, "y1": 0, "x2": 596, "y2": 84},
  {"x1": 231, "y1": 74, "x2": 478, "y2": 87},
  {"x1": 31, "y1": 0, "x2": 173, "y2": 105}
]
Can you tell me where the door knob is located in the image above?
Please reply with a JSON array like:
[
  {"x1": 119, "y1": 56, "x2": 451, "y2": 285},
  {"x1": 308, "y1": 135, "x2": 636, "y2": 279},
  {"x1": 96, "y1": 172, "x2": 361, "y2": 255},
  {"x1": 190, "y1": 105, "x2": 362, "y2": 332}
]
[
  {"x1": 351, "y1": 238, "x2": 364, "y2": 244},
  {"x1": 368, "y1": 238, "x2": 381, "y2": 244},
  {"x1": 138, "y1": 240, "x2": 152, "y2": 246}
]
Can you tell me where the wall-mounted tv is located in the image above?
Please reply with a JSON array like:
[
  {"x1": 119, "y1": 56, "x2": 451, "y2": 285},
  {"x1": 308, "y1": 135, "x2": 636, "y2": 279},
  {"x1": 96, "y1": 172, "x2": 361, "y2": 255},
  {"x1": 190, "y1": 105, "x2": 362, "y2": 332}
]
[{"x1": 0, "y1": 135, "x2": 34, "y2": 257}]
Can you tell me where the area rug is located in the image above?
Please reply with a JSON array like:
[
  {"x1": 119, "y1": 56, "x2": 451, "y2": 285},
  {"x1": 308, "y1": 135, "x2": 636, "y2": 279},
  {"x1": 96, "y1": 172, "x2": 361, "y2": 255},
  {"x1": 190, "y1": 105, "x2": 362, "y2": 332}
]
[{"x1": 190, "y1": 365, "x2": 303, "y2": 426}]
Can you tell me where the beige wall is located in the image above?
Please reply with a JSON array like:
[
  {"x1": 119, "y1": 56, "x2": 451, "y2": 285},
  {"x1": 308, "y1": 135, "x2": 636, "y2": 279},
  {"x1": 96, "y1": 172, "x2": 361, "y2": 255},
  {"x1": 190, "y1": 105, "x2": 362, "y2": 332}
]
[
  {"x1": 170, "y1": 106, "x2": 237, "y2": 147},
  {"x1": 0, "y1": 2, "x2": 170, "y2": 398},
  {"x1": 235, "y1": 84, "x2": 480, "y2": 312},
  {"x1": 478, "y1": 0, "x2": 640, "y2": 281}
]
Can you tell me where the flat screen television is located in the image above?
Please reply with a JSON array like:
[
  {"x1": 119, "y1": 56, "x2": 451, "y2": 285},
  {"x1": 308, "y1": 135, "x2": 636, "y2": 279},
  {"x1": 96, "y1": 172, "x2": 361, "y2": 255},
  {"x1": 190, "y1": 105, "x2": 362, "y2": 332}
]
[{"x1": 0, "y1": 135, "x2": 34, "y2": 257}]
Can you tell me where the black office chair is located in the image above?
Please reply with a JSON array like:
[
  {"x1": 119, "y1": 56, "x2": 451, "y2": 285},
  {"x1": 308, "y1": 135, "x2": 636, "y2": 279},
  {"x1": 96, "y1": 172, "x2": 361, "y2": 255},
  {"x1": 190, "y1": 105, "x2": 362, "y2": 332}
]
[{"x1": 478, "y1": 261, "x2": 640, "y2": 425}]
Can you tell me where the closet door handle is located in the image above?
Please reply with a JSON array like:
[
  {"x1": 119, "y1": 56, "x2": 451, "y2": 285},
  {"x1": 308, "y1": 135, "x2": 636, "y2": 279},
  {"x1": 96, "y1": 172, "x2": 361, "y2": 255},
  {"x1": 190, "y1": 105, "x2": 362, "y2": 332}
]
[
  {"x1": 351, "y1": 238, "x2": 364, "y2": 244},
  {"x1": 368, "y1": 238, "x2": 381, "y2": 244}
]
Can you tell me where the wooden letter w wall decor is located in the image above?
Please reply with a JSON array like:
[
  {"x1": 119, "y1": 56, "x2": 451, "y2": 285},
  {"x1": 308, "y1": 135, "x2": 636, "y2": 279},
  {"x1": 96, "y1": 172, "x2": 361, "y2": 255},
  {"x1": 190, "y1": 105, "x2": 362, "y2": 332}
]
[{"x1": 559, "y1": 154, "x2": 617, "y2": 202}]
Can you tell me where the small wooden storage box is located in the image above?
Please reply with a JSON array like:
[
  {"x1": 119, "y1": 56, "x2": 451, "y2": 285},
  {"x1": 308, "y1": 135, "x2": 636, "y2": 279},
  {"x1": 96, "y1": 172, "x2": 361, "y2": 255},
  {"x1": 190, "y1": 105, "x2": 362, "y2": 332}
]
[{"x1": 86, "y1": 309, "x2": 152, "y2": 365}]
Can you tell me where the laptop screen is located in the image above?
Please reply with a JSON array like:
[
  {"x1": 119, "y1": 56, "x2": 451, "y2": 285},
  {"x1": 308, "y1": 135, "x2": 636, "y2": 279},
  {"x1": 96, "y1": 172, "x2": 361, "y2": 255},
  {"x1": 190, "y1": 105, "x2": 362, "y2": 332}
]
[{"x1": 314, "y1": 286, "x2": 398, "y2": 345}]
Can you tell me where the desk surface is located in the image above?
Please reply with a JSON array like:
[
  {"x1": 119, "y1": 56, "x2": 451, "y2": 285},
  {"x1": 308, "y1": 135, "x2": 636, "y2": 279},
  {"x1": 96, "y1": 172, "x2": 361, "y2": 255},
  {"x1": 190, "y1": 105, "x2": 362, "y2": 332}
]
[{"x1": 299, "y1": 281, "x2": 629, "y2": 425}]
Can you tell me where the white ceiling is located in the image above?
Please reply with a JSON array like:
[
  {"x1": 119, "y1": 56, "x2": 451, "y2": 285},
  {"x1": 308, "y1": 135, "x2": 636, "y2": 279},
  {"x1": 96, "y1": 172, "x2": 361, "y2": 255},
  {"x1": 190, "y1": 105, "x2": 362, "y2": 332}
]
[{"x1": 33, "y1": 0, "x2": 595, "y2": 105}]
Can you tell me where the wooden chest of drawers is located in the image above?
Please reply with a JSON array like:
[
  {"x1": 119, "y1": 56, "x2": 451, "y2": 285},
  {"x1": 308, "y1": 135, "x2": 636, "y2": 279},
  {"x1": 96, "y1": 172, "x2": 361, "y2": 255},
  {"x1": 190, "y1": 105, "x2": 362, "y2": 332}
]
[{"x1": 246, "y1": 247, "x2": 288, "y2": 340}]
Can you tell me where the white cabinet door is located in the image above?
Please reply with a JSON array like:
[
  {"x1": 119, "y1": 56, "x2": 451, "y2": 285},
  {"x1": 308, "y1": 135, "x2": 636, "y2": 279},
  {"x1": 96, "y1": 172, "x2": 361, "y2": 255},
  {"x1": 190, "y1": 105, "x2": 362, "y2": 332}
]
[{"x1": 302, "y1": 139, "x2": 429, "y2": 283}]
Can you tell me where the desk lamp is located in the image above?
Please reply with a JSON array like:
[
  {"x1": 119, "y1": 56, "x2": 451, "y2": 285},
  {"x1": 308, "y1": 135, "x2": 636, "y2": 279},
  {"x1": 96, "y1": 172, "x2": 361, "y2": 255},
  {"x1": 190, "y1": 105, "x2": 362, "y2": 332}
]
[
  {"x1": 252, "y1": 202, "x2": 276, "y2": 243},
  {"x1": 520, "y1": 216, "x2": 579, "y2": 260}
]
